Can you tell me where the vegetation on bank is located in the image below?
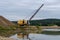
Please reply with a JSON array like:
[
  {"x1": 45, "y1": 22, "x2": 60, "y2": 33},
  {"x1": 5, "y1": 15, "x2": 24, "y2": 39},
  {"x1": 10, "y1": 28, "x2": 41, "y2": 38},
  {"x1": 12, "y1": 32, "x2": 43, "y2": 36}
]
[
  {"x1": 41, "y1": 31, "x2": 60, "y2": 35},
  {"x1": 0, "y1": 25, "x2": 42, "y2": 37},
  {"x1": 30, "y1": 19, "x2": 60, "y2": 26},
  {"x1": 0, "y1": 25, "x2": 19, "y2": 37}
]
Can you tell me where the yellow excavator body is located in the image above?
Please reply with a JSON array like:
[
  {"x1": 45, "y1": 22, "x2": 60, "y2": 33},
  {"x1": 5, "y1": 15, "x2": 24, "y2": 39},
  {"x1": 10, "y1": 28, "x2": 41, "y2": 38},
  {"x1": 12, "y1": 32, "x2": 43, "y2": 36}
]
[{"x1": 17, "y1": 20, "x2": 27, "y2": 26}]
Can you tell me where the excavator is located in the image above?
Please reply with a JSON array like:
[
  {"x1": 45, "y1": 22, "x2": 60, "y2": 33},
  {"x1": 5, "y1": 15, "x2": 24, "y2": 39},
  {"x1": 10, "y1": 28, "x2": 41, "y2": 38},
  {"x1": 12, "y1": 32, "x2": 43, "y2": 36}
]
[
  {"x1": 17, "y1": 4, "x2": 44, "y2": 40},
  {"x1": 17, "y1": 4, "x2": 44, "y2": 26}
]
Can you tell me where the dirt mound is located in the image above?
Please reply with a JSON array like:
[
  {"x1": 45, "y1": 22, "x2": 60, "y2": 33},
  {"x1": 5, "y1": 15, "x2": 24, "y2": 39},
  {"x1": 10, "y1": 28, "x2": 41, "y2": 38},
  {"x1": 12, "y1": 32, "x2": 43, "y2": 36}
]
[{"x1": 0, "y1": 16, "x2": 15, "y2": 27}]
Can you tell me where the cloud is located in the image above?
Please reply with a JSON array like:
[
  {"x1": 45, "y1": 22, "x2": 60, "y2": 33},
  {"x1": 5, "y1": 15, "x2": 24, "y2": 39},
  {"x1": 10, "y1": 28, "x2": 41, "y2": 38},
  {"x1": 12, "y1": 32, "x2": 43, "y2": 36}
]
[{"x1": 0, "y1": 0, "x2": 60, "y2": 21}]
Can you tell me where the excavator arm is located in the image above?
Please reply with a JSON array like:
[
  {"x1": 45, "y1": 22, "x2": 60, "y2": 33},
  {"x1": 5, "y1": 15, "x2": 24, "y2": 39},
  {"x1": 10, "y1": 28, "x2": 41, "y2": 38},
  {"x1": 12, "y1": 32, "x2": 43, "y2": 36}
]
[
  {"x1": 29, "y1": 4, "x2": 44, "y2": 21},
  {"x1": 28, "y1": 4, "x2": 44, "y2": 25}
]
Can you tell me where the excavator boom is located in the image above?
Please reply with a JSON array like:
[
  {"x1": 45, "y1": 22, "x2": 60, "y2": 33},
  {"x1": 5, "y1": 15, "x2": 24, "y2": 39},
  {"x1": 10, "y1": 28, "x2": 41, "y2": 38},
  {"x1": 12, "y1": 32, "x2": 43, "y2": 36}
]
[{"x1": 29, "y1": 4, "x2": 44, "y2": 20}]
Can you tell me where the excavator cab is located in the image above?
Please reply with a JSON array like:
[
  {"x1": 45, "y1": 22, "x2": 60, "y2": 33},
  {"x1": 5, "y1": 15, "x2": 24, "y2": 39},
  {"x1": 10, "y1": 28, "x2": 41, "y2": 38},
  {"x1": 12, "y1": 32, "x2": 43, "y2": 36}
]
[{"x1": 17, "y1": 19, "x2": 27, "y2": 26}]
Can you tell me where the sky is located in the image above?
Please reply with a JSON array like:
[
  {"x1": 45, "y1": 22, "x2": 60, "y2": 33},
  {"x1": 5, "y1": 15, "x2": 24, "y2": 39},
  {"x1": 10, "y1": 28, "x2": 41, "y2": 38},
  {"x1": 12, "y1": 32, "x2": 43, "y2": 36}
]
[{"x1": 0, "y1": 0, "x2": 60, "y2": 21}]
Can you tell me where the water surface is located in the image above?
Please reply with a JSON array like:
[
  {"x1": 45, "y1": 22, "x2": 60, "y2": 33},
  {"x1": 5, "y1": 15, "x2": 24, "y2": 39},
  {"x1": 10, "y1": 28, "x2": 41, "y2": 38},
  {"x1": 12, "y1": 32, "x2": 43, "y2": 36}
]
[
  {"x1": 10, "y1": 34, "x2": 60, "y2": 40},
  {"x1": 9, "y1": 29, "x2": 60, "y2": 40}
]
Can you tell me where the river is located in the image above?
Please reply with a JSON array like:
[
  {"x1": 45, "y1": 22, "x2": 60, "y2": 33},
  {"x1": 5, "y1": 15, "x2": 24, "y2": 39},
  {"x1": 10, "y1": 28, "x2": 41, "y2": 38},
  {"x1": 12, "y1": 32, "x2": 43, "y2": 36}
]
[
  {"x1": 10, "y1": 33, "x2": 60, "y2": 40},
  {"x1": 10, "y1": 29, "x2": 60, "y2": 40}
]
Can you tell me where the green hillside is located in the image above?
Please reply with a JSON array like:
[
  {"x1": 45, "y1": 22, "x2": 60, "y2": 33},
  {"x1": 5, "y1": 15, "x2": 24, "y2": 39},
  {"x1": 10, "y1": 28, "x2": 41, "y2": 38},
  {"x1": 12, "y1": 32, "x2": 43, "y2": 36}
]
[{"x1": 30, "y1": 19, "x2": 60, "y2": 26}]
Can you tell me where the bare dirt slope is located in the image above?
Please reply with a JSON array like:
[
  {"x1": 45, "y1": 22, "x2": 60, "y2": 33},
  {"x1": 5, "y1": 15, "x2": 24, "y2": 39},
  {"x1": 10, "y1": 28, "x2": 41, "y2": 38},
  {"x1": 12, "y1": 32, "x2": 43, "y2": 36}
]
[
  {"x1": 0, "y1": 16, "x2": 18, "y2": 37},
  {"x1": 0, "y1": 16, "x2": 15, "y2": 27}
]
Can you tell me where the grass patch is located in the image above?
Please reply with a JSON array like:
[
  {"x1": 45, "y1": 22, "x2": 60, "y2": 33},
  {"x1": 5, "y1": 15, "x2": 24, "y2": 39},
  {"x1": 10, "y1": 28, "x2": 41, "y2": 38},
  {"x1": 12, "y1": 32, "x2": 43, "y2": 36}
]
[{"x1": 0, "y1": 25, "x2": 19, "y2": 37}]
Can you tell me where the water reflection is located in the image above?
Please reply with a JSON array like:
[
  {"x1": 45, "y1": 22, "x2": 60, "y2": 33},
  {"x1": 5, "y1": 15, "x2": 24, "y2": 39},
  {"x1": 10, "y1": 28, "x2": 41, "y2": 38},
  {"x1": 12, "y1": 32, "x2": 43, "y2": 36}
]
[
  {"x1": 10, "y1": 33, "x2": 60, "y2": 40},
  {"x1": 29, "y1": 34, "x2": 60, "y2": 40},
  {"x1": 9, "y1": 29, "x2": 60, "y2": 40}
]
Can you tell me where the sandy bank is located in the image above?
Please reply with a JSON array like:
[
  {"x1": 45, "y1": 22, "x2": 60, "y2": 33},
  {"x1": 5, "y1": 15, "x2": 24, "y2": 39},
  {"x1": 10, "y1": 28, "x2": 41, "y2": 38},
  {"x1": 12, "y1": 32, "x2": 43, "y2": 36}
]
[{"x1": 0, "y1": 36, "x2": 15, "y2": 40}]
